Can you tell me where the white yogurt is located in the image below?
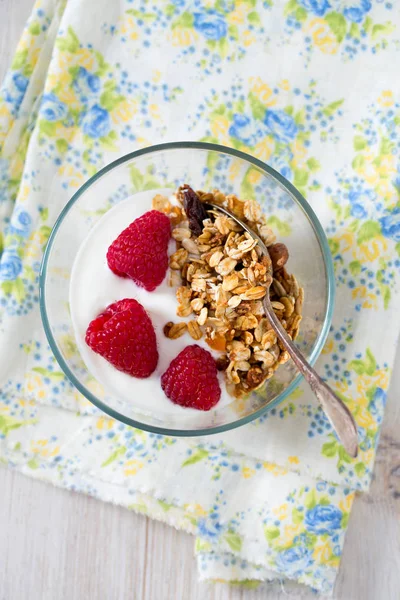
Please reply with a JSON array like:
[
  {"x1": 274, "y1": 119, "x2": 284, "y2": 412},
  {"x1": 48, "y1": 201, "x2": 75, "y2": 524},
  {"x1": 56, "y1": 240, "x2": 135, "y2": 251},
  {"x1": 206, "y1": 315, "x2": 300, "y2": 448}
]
[{"x1": 69, "y1": 190, "x2": 232, "y2": 417}]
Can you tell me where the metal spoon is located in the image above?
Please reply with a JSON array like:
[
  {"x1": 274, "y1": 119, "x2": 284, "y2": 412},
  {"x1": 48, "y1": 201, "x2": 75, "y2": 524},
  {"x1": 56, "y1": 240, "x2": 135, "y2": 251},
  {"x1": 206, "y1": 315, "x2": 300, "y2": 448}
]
[{"x1": 206, "y1": 202, "x2": 358, "y2": 458}]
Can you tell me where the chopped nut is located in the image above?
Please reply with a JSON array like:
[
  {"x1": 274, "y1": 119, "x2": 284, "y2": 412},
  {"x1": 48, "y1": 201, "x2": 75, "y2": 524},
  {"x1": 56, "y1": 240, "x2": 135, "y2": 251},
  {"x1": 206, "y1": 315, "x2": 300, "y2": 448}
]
[
  {"x1": 187, "y1": 320, "x2": 203, "y2": 340},
  {"x1": 269, "y1": 243, "x2": 289, "y2": 271},
  {"x1": 152, "y1": 194, "x2": 171, "y2": 213},
  {"x1": 235, "y1": 314, "x2": 258, "y2": 330},
  {"x1": 170, "y1": 248, "x2": 188, "y2": 270}
]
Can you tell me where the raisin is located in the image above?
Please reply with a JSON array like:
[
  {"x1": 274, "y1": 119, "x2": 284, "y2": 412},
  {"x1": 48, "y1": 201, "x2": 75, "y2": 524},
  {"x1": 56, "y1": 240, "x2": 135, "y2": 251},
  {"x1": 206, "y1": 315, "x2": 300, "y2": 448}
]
[{"x1": 180, "y1": 184, "x2": 208, "y2": 237}]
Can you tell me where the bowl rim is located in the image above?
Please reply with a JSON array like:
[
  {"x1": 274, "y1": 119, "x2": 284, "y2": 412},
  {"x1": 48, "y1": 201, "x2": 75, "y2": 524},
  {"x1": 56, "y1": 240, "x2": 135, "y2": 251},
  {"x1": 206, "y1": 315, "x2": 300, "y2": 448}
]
[{"x1": 40, "y1": 141, "x2": 335, "y2": 436}]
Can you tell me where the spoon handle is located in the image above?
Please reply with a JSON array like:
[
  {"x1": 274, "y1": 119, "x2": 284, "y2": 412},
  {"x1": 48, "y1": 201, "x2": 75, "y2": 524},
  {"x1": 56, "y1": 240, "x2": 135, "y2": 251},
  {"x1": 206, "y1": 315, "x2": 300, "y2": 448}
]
[{"x1": 263, "y1": 296, "x2": 358, "y2": 458}]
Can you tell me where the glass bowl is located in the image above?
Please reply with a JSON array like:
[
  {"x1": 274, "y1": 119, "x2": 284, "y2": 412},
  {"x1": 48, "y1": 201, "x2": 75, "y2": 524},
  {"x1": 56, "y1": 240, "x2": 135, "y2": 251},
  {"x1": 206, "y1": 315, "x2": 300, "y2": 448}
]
[{"x1": 40, "y1": 142, "x2": 334, "y2": 436}]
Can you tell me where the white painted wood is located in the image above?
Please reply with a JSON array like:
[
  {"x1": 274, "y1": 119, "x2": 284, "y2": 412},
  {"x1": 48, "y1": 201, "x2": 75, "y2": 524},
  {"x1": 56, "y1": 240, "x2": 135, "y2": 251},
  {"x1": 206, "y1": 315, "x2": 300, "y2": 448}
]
[{"x1": 0, "y1": 2, "x2": 399, "y2": 599}]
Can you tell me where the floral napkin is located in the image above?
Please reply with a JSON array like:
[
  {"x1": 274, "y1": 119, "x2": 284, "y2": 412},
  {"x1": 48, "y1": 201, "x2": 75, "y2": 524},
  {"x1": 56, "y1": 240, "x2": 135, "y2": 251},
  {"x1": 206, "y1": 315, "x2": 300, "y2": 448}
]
[{"x1": 1, "y1": 0, "x2": 399, "y2": 594}]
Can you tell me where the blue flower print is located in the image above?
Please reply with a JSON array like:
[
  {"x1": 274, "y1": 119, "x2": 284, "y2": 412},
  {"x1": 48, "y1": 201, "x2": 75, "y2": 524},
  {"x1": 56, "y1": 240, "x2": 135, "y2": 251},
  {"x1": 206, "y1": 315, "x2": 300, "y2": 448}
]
[
  {"x1": 9, "y1": 206, "x2": 32, "y2": 238},
  {"x1": 305, "y1": 504, "x2": 343, "y2": 534},
  {"x1": 228, "y1": 114, "x2": 264, "y2": 146},
  {"x1": 3, "y1": 72, "x2": 29, "y2": 109},
  {"x1": 275, "y1": 546, "x2": 313, "y2": 577},
  {"x1": 0, "y1": 250, "x2": 23, "y2": 281},
  {"x1": 348, "y1": 188, "x2": 379, "y2": 220},
  {"x1": 40, "y1": 93, "x2": 68, "y2": 122},
  {"x1": 379, "y1": 207, "x2": 400, "y2": 242},
  {"x1": 297, "y1": 0, "x2": 331, "y2": 17},
  {"x1": 197, "y1": 515, "x2": 223, "y2": 541},
  {"x1": 73, "y1": 67, "x2": 101, "y2": 102},
  {"x1": 368, "y1": 387, "x2": 386, "y2": 416},
  {"x1": 264, "y1": 109, "x2": 297, "y2": 144},
  {"x1": 81, "y1": 104, "x2": 111, "y2": 138},
  {"x1": 342, "y1": 0, "x2": 372, "y2": 24},
  {"x1": 193, "y1": 10, "x2": 227, "y2": 41},
  {"x1": 271, "y1": 147, "x2": 294, "y2": 181}
]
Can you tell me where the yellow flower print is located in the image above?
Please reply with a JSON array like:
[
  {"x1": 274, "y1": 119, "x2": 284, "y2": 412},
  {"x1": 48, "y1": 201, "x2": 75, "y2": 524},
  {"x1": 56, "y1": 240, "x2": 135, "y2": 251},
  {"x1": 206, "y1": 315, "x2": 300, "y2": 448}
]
[
  {"x1": 149, "y1": 103, "x2": 161, "y2": 120},
  {"x1": 272, "y1": 503, "x2": 288, "y2": 520},
  {"x1": 111, "y1": 99, "x2": 138, "y2": 124},
  {"x1": 249, "y1": 77, "x2": 276, "y2": 107},
  {"x1": 30, "y1": 439, "x2": 60, "y2": 458},
  {"x1": 210, "y1": 115, "x2": 230, "y2": 144},
  {"x1": 247, "y1": 169, "x2": 262, "y2": 185},
  {"x1": 351, "y1": 286, "x2": 378, "y2": 310},
  {"x1": 279, "y1": 80, "x2": 290, "y2": 92},
  {"x1": 308, "y1": 18, "x2": 339, "y2": 55},
  {"x1": 253, "y1": 138, "x2": 274, "y2": 162},
  {"x1": 184, "y1": 503, "x2": 207, "y2": 517},
  {"x1": 57, "y1": 86, "x2": 80, "y2": 109},
  {"x1": 282, "y1": 523, "x2": 301, "y2": 547},
  {"x1": 263, "y1": 461, "x2": 288, "y2": 476},
  {"x1": 339, "y1": 492, "x2": 355, "y2": 514},
  {"x1": 322, "y1": 339, "x2": 334, "y2": 355},
  {"x1": 152, "y1": 70, "x2": 162, "y2": 83},
  {"x1": 291, "y1": 140, "x2": 307, "y2": 168},
  {"x1": 25, "y1": 373, "x2": 46, "y2": 400},
  {"x1": 87, "y1": 378, "x2": 105, "y2": 399},
  {"x1": 120, "y1": 15, "x2": 139, "y2": 41},
  {"x1": 170, "y1": 28, "x2": 199, "y2": 47},
  {"x1": 378, "y1": 91, "x2": 394, "y2": 107},
  {"x1": 243, "y1": 30, "x2": 256, "y2": 47},
  {"x1": 288, "y1": 456, "x2": 300, "y2": 465},
  {"x1": 355, "y1": 406, "x2": 377, "y2": 429},
  {"x1": 314, "y1": 542, "x2": 340, "y2": 567},
  {"x1": 335, "y1": 231, "x2": 355, "y2": 254},
  {"x1": 124, "y1": 459, "x2": 144, "y2": 476},
  {"x1": 58, "y1": 164, "x2": 85, "y2": 188},
  {"x1": 228, "y1": 160, "x2": 242, "y2": 183},
  {"x1": 96, "y1": 417, "x2": 114, "y2": 431},
  {"x1": 242, "y1": 466, "x2": 255, "y2": 479},
  {"x1": 358, "y1": 235, "x2": 388, "y2": 262},
  {"x1": 227, "y1": 5, "x2": 246, "y2": 25}
]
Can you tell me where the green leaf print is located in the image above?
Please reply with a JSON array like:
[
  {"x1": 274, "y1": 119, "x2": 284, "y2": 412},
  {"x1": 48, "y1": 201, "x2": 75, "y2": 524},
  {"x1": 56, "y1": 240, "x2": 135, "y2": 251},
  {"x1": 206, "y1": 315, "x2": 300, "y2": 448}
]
[
  {"x1": 266, "y1": 216, "x2": 292, "y2": 236},
  {"x1": 228, "y1": 24, "x2": 239, "y2": 41},
  {"x1": 322, "y1": 440, "x2": 338, "y2": 458},
  {"x1": 372, "y1": 22, "x2": 395, "y2": 40},
  {"x1": 248, "y1": 12, "x2": 261, "y2": 26},
  {"x1": 395, "y1": 242, "x2": 400, "y2": 257},
  {"x1": 379, "y1": 137, "x2": 395, "y2": 156},
  {"x1": 158, "y1": 500, "x2": 172, "y2": 512},
  {"x1": 353, "y1": 135, "x2": 367, "y2": 150},
  {"x1": 325, "y1": 12, "x2": 347, "y2": 43},
  {"x1": 39, "y1": 120, "x2": 57, "y2": 137},
  {"x1": 349, "y1": 22, "x2": 360, "y2": 39},
  {"x1": 126, "y1": 9, "x2": 156, "y2": 22},
  {"x1": 363, "y1": 16, "x2": 373, "y2": 33},
  {"x1": 248, "y1": 92, "x2": 266, "y2": 121},
  {"x1": 56, "y1": 26, "x2": 80, "y2": 53},
  {"x1": 292, "y1": 508, "x2": 304, "y2": 524},
  {"x1": 100, "y1": 87, "x2": 124, "y2": 111},
  {"x1": 11, "y1": 49, "x2": 28, "y2": 69},
  {"x1": 293, "y1": 168, "x2": 309, "y2": 188},
  {"x1": 349, "y1": 260, "x2": 362, "y2": 275},
  {"x1": 171, "y1": 11, "x2": 194, "y2": 29},
  {"x1": 357, "y1": 220, "x2": 381, "y2": 244},
  {"x1": 32, "y1": 367, "x2": 65, "y2": 380},
  {"x1": 0, "y1": 415, "x2": 25, "y2": 436},
  {"x1": 341, "y1": 512, "x2": 350, "y2": 528},
  {"x1": 306, "y1": 157, "x2": 320, "y2": 172},
  {"x1": 101, "y1": 446, "x2": 127, "y2": 467},
  {"x1": 27, "y1": 458, "x2": 39, "y2": 469},
  {"x1": 349, "y1": 350, "x2": 376, "y2": 376},
  {"x1": 56, "y1": 139, "x2": 69, "y2": 153},
  {"x1": 13, "y1": 278, "x2": 25, "y2": 303},
  {"x1": 284, "y1": 0, "x2": 299, "y2": 17},
  {"x1": 0, "y1": 231, "x2": 3, "y2": 254},
  {"x1": 224, "y1": 532, "x2": 242, "y2": 552},
  {"x1": 352, "y1": 154, "x2": 365, "y2": 170},
  {"x1": 322, "y1": 99, "x2": 344, "y2": 117},
  {"x1": 354, "y1": 462, "x2": 366, "y2": 477},
  {"x1": 304, "y1": 489, "x2": 318, "y2": 510},
  {"x1": 28, "y1": 21, "x2": 41, "y2": 35},
  {"x1": 230, "y1": 580, "x2": 261, "y2": 589},
  {"x1": 182, "y1": 449, "x2": 209, "y2": 466},
  {"x1": 264, "y1": 525, "x2": 280, "y2": 541},
  {"x1": 295, "y1": 7, "x2": 307, "y2": 22},
  {"x1": 195, "y1": 538, "x2": 212, "y2": 552},
  {"x1": 40, "y1": 208, "x2": 49, "y2": 222}
]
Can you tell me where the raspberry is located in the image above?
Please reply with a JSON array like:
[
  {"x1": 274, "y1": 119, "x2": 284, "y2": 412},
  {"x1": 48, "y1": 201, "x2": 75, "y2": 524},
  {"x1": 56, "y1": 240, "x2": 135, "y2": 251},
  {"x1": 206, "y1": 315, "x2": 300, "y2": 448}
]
[
  {"x1": 107, "y1": 210, "x2": 171, "y2": 291},
  {"x1": 85, "y1": 299, "x2": 158, "y2": 378},
  {"x1": 161, "y1": 345, "x2": 221, "y2": 411}
]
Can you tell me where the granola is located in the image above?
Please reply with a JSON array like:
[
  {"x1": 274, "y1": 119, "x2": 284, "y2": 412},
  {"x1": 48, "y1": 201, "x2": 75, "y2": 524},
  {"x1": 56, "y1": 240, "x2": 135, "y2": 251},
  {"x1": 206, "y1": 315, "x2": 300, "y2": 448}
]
[{"x1": 153, "y1": 186, "x2": 304, "y2": 399}]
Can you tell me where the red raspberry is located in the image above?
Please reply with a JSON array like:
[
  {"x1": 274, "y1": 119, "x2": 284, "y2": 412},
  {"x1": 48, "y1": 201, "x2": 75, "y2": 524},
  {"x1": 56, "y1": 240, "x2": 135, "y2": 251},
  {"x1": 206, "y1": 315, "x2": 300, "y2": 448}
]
[
  {"x1": 161, "y1": 345, "x2": 221, "y2": 411},
  {"x1": 107, "y1": 210, "x2": 171, "y2": 291},
  {"x1": 85, "y1": 299, "x2": 158, "y2": 378}
]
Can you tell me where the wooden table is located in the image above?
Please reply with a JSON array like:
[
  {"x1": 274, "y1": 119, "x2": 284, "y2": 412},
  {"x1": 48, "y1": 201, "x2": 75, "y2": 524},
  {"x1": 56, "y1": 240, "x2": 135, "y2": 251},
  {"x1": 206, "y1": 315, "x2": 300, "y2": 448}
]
[{"x1": 0, "y1": 2, "x2": 399, "y2": 598}]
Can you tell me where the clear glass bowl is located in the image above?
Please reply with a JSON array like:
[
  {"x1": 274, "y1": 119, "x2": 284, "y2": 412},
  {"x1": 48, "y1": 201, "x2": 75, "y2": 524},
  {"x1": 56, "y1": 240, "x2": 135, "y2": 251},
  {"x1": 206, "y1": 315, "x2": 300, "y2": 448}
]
[{"x1": 40, "y1": 142, "x2": 334, "y2": 436}]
